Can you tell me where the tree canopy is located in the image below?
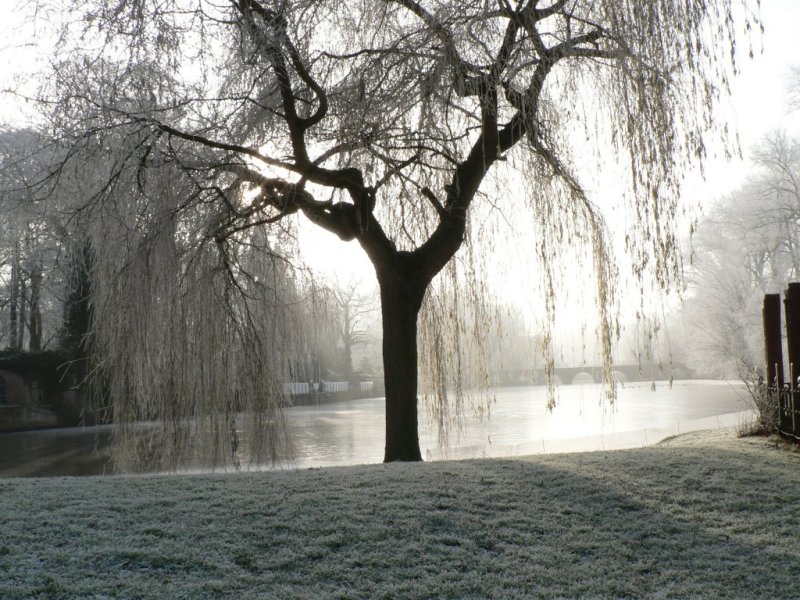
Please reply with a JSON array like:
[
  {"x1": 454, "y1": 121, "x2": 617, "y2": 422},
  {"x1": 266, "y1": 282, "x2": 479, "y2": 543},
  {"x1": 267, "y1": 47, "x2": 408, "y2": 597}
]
[
  {"x1": 678, "y1": 129, "x2": 800, "y2": 378},
  {"x1": 14, "y1": 0, "x2": 759, "y2": 466}
]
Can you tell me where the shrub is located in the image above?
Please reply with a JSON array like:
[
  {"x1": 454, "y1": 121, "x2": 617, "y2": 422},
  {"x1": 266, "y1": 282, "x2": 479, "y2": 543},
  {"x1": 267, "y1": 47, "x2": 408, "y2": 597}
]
[{"x1": 738, "y1": 366, "x2": 780, "y2": 436}]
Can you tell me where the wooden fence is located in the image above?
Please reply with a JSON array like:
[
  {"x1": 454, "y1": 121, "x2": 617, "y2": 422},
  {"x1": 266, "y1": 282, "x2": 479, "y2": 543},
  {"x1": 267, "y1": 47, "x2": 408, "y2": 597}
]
[{"x1": 763, "y1": 283, "x2": 800, "y2": 440}]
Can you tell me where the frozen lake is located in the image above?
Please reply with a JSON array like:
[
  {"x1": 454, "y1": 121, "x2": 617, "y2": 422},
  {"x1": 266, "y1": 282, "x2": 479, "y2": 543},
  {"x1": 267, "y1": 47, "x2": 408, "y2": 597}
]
[
  {"x1": 288, "y1": 380, "x2": 751, "y2": 466},
  {"x1": 0, "y1": 380, "x2": 751, "y2": 476}
]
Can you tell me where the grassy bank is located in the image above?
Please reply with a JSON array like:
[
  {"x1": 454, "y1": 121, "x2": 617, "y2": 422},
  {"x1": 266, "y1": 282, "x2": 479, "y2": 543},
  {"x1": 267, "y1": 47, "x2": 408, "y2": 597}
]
[{"x1": 2, "y1": 430, "x2": 799, "y2": 599}]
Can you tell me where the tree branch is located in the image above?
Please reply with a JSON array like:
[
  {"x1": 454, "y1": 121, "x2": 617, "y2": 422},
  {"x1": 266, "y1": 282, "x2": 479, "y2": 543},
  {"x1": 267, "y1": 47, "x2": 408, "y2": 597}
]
[
  {"x1": 421, "y1": 186, "x2": 445, "y2": 216},
  {"x1": 143, "y1": 118, "x2": 297, "y2": 173},
  {"x1": 389, "y1": 0, "x2": 481, "y2": 96}
]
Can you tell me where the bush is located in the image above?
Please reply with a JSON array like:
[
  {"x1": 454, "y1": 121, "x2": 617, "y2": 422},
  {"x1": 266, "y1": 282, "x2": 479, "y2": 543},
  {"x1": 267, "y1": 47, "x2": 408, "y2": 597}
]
[{"x1": 738, "y1": 368, "x2": 780, "y2": 436}]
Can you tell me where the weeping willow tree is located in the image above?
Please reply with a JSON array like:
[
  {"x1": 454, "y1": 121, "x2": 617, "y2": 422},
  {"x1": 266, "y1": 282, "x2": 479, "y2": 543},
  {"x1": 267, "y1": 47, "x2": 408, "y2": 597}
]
[
  {"x1": 29, "y1": 0, "x2": 756, "y2": 464},
  {"x1": 41, "y1": 112, "x2": 305, "y2": 471}
]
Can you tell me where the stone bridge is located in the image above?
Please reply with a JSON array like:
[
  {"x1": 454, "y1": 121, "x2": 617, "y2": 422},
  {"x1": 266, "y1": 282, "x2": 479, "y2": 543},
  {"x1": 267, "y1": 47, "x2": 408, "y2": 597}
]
[{"x1": 496, "y1": 362, "x2": 690, "y2": 386}]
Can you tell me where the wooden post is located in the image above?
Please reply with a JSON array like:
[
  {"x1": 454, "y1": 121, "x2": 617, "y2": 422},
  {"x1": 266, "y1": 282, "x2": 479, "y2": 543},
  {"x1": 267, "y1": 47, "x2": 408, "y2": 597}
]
[
  {"x1": 785, "y1": 283, "x2": 800, "y2": 388},
  {"x1": 763, "y1": 293, "x2": 784, "y2": 387}
]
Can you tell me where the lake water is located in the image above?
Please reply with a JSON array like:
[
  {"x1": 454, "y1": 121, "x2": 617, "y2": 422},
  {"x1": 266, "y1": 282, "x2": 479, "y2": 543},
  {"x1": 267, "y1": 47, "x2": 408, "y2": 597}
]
[{"x1": 0, "y1": 380, "x2": 752, "y2": 477}]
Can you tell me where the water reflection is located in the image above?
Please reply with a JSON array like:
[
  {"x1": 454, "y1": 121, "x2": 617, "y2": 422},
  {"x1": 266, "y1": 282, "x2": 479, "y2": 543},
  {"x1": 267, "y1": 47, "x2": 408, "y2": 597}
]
[
  {"x1": 0, "y1": 425, "x2": 114, "y2": 477},
  {"x1": 0, "y1": 380, "x2": 749, "y2": 477}
]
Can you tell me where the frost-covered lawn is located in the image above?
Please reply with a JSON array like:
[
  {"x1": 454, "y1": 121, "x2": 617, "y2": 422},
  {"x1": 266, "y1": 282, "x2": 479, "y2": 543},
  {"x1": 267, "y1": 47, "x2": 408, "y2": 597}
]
[{"x1": 2, "y1": 429, "x2": 799, "y2": 599}]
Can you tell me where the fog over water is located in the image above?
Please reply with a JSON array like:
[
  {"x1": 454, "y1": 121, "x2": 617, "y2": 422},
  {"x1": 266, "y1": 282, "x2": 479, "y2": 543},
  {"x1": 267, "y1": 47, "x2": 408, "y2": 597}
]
[
  {"x1": 1, "y1": 380, "x2": 749, "y2": 477},
  {"x1": 288, "y1": 380, "x2": 749, "y2": 466}
]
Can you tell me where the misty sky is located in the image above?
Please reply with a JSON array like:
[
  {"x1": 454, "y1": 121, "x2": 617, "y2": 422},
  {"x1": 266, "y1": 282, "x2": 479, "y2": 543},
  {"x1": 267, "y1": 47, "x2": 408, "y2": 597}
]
[{"x1": 0, "y1": 0, "x2": 798, "y2": 359}]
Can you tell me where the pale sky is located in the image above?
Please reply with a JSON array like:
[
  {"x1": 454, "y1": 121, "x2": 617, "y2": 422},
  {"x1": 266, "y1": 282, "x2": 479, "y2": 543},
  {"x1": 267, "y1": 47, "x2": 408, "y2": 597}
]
[{"x1": 695, "y1": 0, "x2": 800, "y2": 192}]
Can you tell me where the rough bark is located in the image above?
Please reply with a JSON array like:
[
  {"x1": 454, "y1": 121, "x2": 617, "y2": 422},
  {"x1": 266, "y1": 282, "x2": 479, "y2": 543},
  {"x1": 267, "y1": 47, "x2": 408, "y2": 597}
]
[
  {"x1": 9, "y1": 246, "x2": 18, "y2": 350},
  {"x1": 28, "y1": 264, "x2": 43, "y2": 352},
  {"x1": 17, "y1": 277, "x2": 26, "y2": 351},
  {"x1": 377, "y1": 253, "x2": 427, "y2": 462}
]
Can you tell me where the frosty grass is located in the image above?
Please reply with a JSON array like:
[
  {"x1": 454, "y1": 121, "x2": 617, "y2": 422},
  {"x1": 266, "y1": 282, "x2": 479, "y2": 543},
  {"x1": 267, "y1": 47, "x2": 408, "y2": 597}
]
[{"x1": 1, "y1": 429, "x2": 799, "y2": 599}]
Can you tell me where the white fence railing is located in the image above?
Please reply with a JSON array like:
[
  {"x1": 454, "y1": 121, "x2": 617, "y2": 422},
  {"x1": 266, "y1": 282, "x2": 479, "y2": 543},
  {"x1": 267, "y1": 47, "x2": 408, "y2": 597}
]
[
  {"x1": 283, "y1": 382, "x2": 310, "y2": 395},
  {"x1": 283, "y1": 381, "x2": 376, "y2": 395},
  {"x1": 323, "y1": 381, "x2": 349, "y2": 393}
]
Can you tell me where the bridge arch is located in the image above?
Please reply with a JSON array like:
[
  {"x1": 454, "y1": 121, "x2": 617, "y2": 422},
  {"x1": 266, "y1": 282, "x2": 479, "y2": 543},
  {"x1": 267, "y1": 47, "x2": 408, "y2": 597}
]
[{"x1": 571, "y1": 371, "x2": 595, "y2": 385}]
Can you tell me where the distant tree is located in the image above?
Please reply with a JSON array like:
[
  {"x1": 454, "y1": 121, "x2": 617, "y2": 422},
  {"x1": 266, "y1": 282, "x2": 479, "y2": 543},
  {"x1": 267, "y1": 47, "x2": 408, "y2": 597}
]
[
  {"x1": 0, "y1": 129, "x2": 65, "y2": 352},
  {"x1": 329, "y1": 280, "x2": 377, "y2": 381},
  {"x1": 30, "y1": 0, "x2": 755, "y2": 463},
  {"x1": 291, "y1": 279, "x2": 339, "y2": 382},
  {"x1": 679, "y1": 130, "x2": 800, "y2": 377},
  {"x1": 486, "y1": 306, "x2": 541, "y2": 383}
]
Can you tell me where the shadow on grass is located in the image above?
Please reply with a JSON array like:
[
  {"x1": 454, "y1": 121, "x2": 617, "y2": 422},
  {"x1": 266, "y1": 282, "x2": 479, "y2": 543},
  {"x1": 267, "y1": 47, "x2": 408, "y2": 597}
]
[{"x1": 1, "y1": 441, "x2": 799, "y2": 598}]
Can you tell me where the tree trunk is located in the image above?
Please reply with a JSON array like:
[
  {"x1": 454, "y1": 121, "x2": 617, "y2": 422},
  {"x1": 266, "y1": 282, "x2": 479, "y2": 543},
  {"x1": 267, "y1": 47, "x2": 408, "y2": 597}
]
[
  {"x1": 28, "y1": 264, "x2": 43, "y2": 352},
  {"x1": 380, "y1": 277, "x2": 424, "y2": 462},
  {"x1": 342, "y1": 339, "x2": 353, "y2": 381},
  {"x1": 18, "y1": 277, "x2": 27, "y2": 351},
  {"x1": 9, "y1": 243, "x2": 19, "y2": 350},
  {"x1": 360, "y1": 209, "x2": 466, "y2": 463}
]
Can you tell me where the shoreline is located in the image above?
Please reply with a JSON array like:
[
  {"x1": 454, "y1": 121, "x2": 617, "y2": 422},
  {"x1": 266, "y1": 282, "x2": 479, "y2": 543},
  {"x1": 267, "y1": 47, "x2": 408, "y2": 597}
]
[{"x1": 0, "y1": 409, "x2": 755, "y2": 478}]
